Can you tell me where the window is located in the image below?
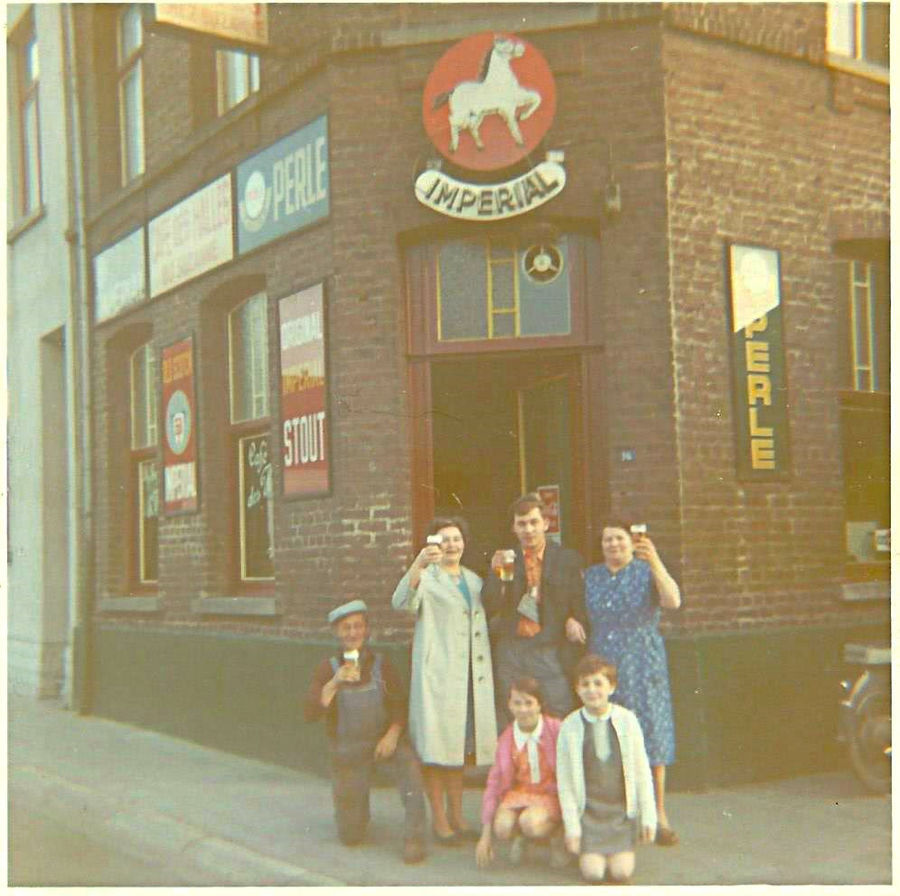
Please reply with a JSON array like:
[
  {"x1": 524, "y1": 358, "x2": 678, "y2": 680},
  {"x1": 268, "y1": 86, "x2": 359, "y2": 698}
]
[
  {"x1": 848, "y1": 260, "x2": 888, "y2": 392},
  {"x1": 118, "y1": 4, "x2": 145, "y2": 184},
  {"x1": 838, "y1": 249, "x2": 889, "y2": 571},
  {"x1": 130, "y1": 343, "x2": 159, "y2": 584},
  {"x1": 436, "y1": 238, "x2": 572, "y2": 341},
  {"x1": 228, "y1": 294, "x2": 273, "y2": 581},
  {"x1": 217, "y1": 49, "x2": 260, "y2": 115},
  {"x1": 9, "y1": 16, "x2": 41, "y2": 219},
  {"x1": 827, "y1": 1, "x2": 889, "y2": 68}
]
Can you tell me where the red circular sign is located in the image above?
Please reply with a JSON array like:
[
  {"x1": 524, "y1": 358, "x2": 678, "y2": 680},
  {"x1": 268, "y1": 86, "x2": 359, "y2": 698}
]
[{"x1": 422, "y1": 32, "x2": 557, "y2": 172}]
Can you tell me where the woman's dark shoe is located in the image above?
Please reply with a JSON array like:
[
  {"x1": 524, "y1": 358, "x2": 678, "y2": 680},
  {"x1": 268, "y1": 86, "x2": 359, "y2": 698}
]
[{"x1": 655, "y1": 826, "x2": 679, "y2": 846}]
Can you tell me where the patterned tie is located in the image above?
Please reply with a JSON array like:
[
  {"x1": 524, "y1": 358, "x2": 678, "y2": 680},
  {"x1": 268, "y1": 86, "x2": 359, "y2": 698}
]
[{"x1": 516, "y1": 548, "x2": 542, "y2": 637}]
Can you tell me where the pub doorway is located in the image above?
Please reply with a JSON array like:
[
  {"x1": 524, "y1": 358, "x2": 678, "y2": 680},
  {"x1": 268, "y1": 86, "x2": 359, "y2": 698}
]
[{"x1": 429, "y1": 353, "x2": 584, "y2": 575}]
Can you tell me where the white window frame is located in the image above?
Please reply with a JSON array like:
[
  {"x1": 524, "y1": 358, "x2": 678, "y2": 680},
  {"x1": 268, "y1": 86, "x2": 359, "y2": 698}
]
[
  {"x1": 228, "y1": 293, "x2": 270, "y2": 423},
  {"x1": 826, "y1": 1, "x2": 890, "y2": 77},
  {"x1": 10, "y1": 16, "x2": 42, "y2": 220},
  {"x1": 216, "y1": 49, "x2": 260, "y2": 115},
  {"x1": 117, "y1": 4, "x2": 145, "y2": 184},
  {"x1": 849, "y1": 260, "x2": 879, "y2": 392},
  {"x1": 130, "y1": 343, "x2": 158, "y2": 449}
]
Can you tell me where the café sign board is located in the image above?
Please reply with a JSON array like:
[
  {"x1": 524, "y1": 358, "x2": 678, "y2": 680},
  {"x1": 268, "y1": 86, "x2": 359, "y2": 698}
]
[
  {"x1": 726, "y1": 244, "x2": 791, "y2": 478},
  {"x1": 237, "y1": 115, "x2": 330, "y2": 255},
  {"x1": 149, "y1": 174, "x2": 233, "y2": 298},
  {"x1": 154, "y1": 4, "x2": 268, "y2": 46},
  {"x1": 418, "y1": 32, "x2": 564, "y2": 220},
  {"x1": 93, "y1": 228, "x2": 146, "y2": 322}
]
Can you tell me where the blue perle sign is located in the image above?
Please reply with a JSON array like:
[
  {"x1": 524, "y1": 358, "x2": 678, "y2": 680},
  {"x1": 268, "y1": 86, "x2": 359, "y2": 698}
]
[{"x1": 236, "y1": 114, "x2": 329, "y2": 254}]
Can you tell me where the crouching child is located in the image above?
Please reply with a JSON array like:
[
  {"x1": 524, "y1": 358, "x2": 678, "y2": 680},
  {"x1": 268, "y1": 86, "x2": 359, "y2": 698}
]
[
  {"x1": 304, "y1": 599, "x2": 428, "y2": 864},
  {"x1": 476, "y1": 678, "x2": 568, "y2": 870},
  {"x1": 556, "y1": 655, "x2": 657, "y2": 884}
]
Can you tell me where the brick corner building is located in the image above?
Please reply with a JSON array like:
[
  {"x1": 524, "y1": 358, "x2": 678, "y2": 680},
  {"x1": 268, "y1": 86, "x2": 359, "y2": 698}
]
[{"x1": 69, "y1": 3, "x2": 888, "y2": 788}]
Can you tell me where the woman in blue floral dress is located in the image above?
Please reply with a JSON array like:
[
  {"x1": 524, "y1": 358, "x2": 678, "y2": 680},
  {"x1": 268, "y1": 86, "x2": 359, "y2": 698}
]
[{"x1": 584, "y1": 522, "x2": 681, "y2": 845}]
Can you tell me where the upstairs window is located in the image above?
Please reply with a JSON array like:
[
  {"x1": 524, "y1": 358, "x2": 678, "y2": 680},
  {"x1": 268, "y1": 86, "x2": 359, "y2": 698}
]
[
  {"x1": 130, "y1": 343, "x2": 159, "y2": 585},
  {"x1": 118, "y1": 4, "x2": 145, "y2": 184},
  {"x1": 229, "y1": 292, "x2": 270, "y2": 423},
  {"x1": 9, "y1": 16, "x2": 41, "y2": 220},
  {"x1": 217, "y1": 49, "x2": 260, "y2": 115},
  {"x1": 827, "y1": 1, "x2": 890, "y2": 69}
]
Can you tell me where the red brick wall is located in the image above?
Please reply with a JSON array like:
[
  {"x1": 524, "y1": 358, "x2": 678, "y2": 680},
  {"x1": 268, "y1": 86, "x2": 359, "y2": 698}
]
[
  {"x1": 661, "y1": 20, "x2": 889, "y2": 630},
  {"x1": 83, "y1": 4, "x2": 888, "y2": 642}
]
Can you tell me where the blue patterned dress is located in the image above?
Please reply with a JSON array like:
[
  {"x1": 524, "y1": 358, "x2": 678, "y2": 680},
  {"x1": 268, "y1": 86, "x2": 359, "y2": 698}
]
[{"x1": 584, "y1": 559, "x2": 676, "y2": 766}]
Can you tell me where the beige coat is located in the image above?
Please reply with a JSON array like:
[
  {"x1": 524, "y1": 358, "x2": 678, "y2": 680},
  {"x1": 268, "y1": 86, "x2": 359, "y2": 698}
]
[{"x1": 392, "y1": 564, "x2": 497, "y2": 766}]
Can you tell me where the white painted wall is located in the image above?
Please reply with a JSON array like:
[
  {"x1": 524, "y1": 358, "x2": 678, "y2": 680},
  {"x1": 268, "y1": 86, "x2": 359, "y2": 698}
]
[{"x1": 7, "y1": 3, "x2": 78, "y2": 699}]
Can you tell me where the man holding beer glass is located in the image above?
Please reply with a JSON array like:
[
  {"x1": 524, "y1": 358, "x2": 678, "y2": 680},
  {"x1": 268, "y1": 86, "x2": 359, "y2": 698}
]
[{"x1": 482, "y1": 493, "x2": 588, "y2": 724}]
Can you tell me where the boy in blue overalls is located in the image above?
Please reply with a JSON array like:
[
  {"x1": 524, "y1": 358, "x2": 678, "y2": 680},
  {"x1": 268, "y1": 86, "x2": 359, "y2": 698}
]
[{"x1": 304, "y1": 599, "x2": 427, "y2": 864}]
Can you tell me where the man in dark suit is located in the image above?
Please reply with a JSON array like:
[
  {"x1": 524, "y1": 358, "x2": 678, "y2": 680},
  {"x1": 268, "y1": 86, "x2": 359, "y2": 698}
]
[{"x1": 482, "y1": 492, "x2": 587, "y2": 723}]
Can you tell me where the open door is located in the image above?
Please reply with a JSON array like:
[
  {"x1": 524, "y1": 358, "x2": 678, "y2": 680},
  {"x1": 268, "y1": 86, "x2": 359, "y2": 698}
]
[
  {"x1": 428, "y1": 356, "x2": 583, "y2": 573},
  {"x1": 518, "y1": 374, "x2": 574, "y2": 547}
]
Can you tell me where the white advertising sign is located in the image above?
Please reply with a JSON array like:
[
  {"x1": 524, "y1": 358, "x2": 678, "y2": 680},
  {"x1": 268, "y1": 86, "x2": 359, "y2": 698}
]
[
  {"x1": 155, "y1": 4, "x2": 268, "y2": 45},
  {"x1": 93, "y1": 228, "x2": 147, "y2": 322},
  {"x1": 149, "y1": 174, "x2": 234, "y2": 298},
  {"x1": 729, "y1": 244, "x2": 780, "y2": 333},
  {"x1": 415, "y1": 161, "x2": 566, "y2": 221}
]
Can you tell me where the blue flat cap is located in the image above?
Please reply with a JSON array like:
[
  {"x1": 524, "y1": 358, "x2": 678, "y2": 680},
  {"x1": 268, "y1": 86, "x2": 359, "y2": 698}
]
[{"x1": 328, "y1": 599, "x2": 368, "y2": 625}]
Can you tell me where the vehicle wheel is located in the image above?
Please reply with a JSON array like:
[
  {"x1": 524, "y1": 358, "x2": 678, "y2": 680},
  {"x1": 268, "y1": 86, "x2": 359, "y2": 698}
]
[{"x1": 848, "y1": 683, "x2": 891, "y2": 794}]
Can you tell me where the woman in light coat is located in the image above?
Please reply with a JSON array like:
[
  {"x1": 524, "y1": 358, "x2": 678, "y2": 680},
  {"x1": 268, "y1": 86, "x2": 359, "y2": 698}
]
[{"x1": 392, "y1": 516, "x2": 498, "y2": 844}]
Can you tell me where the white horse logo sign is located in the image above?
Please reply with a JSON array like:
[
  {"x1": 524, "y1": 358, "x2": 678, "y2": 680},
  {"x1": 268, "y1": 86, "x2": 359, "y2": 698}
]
[{"x1": 423, "y1": 32, "x2": 557, "y2": 172}]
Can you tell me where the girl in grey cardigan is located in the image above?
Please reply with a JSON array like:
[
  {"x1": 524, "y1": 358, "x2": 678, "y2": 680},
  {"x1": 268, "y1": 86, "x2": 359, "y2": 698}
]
[{"x1": 556, "y1": 655, "x2": 657, "y2": 883}]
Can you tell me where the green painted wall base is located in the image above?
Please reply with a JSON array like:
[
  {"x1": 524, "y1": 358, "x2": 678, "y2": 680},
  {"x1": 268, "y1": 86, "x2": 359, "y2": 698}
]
[{"x1": 82, "y1": 621, "x2": 887, "y2": 790}]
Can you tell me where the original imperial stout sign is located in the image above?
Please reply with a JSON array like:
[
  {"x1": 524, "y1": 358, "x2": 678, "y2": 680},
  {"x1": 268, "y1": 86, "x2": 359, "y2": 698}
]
[{"x1": 417, "y1": 32, "x2": 565, "y2": 220}]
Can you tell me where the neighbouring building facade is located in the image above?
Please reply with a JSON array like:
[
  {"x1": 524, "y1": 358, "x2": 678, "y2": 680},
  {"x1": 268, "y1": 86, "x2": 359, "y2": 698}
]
[
  {"x1": 67, "y1": 2, "x2": 888, "y2": 788},
  {"x1": 7, "y1": 3, "x2": 89, "y2": 702}
]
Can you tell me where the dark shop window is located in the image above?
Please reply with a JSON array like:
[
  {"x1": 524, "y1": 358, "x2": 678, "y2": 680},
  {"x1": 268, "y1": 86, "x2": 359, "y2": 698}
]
[
  {"x1": 130, "y1": 342, "x2": 159, "y2": 585},
  {"x1": 838, "y1": 248, "x2": 889, "y2": 571},
  {"x1": 228, "y1": 293, "x2": 274, "y2": 582}
]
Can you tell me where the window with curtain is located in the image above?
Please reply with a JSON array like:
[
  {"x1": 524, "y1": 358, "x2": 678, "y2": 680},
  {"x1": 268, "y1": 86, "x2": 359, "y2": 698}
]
[{"x1": 228, "y1": 293, "x2": 274, "y2": 581}]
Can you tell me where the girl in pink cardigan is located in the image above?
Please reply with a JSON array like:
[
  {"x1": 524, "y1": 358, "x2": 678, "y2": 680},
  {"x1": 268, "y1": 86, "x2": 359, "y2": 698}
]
[{"x1": 475, "y1": 677, "x2": 567, "y2": 868}]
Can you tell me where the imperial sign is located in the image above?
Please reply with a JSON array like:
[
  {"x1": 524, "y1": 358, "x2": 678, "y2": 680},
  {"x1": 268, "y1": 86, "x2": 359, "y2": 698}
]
[{"x1": 419, "y1": 32, "x2": 563, "y2": 220}]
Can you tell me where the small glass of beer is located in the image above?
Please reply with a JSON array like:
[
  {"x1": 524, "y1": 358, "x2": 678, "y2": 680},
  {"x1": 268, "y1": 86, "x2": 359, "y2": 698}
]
[{"x1": 498, "y1": 549, "x2": 516, "y2": 582}]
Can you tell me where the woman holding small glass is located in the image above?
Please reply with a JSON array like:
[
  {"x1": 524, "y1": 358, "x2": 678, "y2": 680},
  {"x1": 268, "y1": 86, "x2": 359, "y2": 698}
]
[
  {"x1": 392, "y1": 516, "x2": 498, "y2": 845},
  {"x1": 584, "y1": 521, "x2": 681, "y2": 845}
]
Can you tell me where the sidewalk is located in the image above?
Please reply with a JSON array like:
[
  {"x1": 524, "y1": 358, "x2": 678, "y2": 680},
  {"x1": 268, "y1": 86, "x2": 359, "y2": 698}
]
[{"x1": 9, "y1": 694, "x2": 892, "y2": 887}]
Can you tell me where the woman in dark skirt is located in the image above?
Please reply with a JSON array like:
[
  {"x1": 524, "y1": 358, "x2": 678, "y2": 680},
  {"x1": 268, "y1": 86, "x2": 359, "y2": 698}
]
[{"x1": 557, "y1": 655, "x2": 657, "y2": 884}]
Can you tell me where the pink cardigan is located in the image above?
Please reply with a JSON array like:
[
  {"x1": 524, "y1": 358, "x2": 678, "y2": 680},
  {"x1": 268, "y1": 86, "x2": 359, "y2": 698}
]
[{"x1": 480, "y1": 714, "x2": 562, "y2": 826}]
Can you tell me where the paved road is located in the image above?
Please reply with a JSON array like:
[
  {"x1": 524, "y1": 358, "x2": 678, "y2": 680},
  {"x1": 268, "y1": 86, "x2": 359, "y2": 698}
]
[
  {"x1": 9, "y1": 695, "x2": 892, "y2": 887},
  {"x1": 9, "y1": 798, "x2": 219, "y2": 887}
]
